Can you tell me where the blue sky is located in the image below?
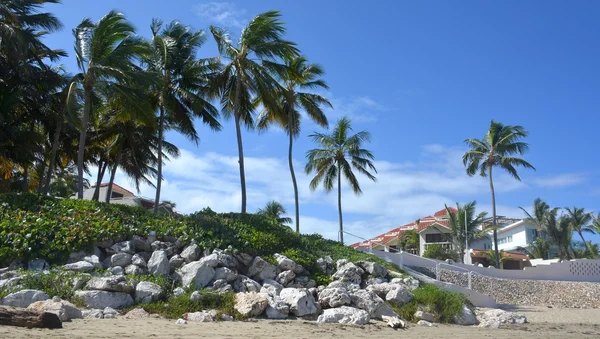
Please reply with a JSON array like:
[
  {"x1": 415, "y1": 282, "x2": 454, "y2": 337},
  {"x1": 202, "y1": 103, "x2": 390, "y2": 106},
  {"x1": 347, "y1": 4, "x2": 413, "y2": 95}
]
[{"x1": 42, "y1": 1, "x2": 600, "y2": 243}]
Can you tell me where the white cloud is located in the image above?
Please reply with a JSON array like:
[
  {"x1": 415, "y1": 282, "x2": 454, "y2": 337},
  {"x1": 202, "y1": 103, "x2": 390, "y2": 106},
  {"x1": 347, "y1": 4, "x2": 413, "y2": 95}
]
[
  {"x1": 194, "y1": 2, "x2": 247, "y2": 28},
  {"x1": 532, "y1": 173, "x2": 588, "y2": 188},
  {"x1": 320, "y1": 95, "x2": 388, "y2": 123}
]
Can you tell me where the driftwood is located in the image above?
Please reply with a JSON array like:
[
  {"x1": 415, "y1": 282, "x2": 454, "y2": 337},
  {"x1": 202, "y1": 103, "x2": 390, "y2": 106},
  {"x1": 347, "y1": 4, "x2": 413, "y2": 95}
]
[{"x1": 0, "y1": 307, "x2": 62, "y2": 329}]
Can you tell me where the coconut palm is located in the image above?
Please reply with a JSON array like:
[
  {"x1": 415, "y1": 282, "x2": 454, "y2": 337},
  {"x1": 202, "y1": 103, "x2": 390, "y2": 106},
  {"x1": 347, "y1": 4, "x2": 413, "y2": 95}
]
[
  {"x1": 445, "y1": 201, "x2": 488, "y2": 263},
  {"x1": 305, "y1": 117, "x2": 377, "y2": 245},
  {"x1": 257, "y1": 200, "x2": 292, "y2": 225},
  {"x1": 516, "y1": 237, "x2": 552, "y2": 260},
  {"x1": 544, "y1": 208, "x2": 571, "y2": 261},
  {"x1": 564, "y1": 207, "x2": 595, "y2": 253},
  {"x1": 463, "y1": 120, "x2": 535, "y2": 267},
  {"x1": 398, "y1": 230, "x2": 419, "y2": 254},
  {"x1": 485, "y1": 249, "x2": 511, "y2": 268},
  {"x1": 72, "y1": 11, "x2": 150, "y2": 199},
  {"x1": 146, "y1": 19, "x2": 221, "y2": 213},
  {"x1": 210, "y1": 10, "x2": 299, "y2": 214},
  {"x1": 519, "y1": 198, "x2": 550, "y2": 232},
  {"x1": 256, "y1": 56, "x2": 331, "y2": 232}
]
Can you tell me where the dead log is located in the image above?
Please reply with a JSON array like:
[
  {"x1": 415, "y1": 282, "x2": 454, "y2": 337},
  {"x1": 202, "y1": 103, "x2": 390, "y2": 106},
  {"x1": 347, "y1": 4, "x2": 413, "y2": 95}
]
[{"x1": 0, "y1": 307, "x2": 62, "y2": 329}]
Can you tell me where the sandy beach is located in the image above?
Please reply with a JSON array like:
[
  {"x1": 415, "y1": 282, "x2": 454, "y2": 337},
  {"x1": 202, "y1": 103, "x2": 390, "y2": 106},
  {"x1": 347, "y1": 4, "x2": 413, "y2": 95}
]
[{"x1": 1, "y1": 306, "x2": 599, "y2": 339}]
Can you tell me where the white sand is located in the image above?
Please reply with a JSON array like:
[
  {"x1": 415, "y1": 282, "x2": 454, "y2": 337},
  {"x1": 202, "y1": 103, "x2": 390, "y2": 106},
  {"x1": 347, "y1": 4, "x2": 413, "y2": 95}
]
[{"x1": 1, "y1": 306, "x2": 599, "y2": 339}]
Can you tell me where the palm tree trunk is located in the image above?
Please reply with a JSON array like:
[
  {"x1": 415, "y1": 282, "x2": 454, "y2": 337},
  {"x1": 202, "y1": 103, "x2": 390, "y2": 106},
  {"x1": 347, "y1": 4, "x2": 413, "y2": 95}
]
[
  {"x1": 489, "y1": 166, "x2": 501, "y2": 268},
  {"x1": 154, "y1": 107, "x2": 165, "y2": 213},
  {"x1": 233, "y1": 77, "x2": 246, "y2": 214},
  {"x1": 578, "y1": 230, "x2": 592, "y2": 253},
  {"x1": 43, "y1": 108, "x2": 64, "y2": 195},
  {"x1": 92, "y1": 160, "x2": 107, "y2": 201},
  {"x1": 287, "y1": 111, "x2": 300, "y2": 232},
  {"x1": 36, "y1": 157, "x2": 46, "y2": 193},
  {"x1": 337, "y1": 165, "x2": 344, "y2": 245},
  {"x1": 77, "y1": 88, "x2": 92, "y2": 199},
  {"x1": 22, "y1": 164, "x2": 29, "y2": 192},
  {"x1": 106, "y1": 141, "x2": 123, "y2": 203}
]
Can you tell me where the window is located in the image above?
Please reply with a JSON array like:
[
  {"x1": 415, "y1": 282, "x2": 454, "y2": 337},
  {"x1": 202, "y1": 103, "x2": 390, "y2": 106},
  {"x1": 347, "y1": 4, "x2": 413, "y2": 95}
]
[
  {"x1": 497, "y1": 236, "x2": 513, "y2": 245},
  {"x1": 425, "y1": 233, "x2": 444, "y2": 243},
  {"x1": 111, "y1": 192, "x2": 123, "y2": 198}
]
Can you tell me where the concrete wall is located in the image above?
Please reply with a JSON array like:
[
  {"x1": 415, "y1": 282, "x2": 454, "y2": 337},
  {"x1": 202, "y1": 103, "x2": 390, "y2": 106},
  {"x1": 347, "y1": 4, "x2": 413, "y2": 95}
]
[{"x1": 368, "y1": 249, "x2": 600, "y2": 283}]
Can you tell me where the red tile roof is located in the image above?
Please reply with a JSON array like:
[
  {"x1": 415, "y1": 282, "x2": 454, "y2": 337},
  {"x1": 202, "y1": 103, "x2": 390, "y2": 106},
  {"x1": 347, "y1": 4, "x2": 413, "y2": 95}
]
[
  {"x1": 96, "y1": 182, "x2": 135, "y2": 196},
  {"x1": 434, "y1": 207, "x2": 458, "y2": 217},
  {"x1": 471, "y1": 249, "x2": 529, "y2": 261}
]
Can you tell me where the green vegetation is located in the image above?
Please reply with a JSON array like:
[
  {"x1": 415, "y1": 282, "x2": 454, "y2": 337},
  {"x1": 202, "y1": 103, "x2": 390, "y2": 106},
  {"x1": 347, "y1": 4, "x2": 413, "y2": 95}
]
[
  {"x1": 0, "y1": 193, "x2": 399, "y2": 274},
  {"x1": 139, "y1": 290, "x2": 240, "y2": 320},
  {"x1": 422, "y1": 244, "x2": 458, "y2": 262},
  {"x1": 390, "y1": 284, "x2": 469, "y2": 323},
  {"x1": 0, "y1": 268, "x2": 87, "y2": 302}
]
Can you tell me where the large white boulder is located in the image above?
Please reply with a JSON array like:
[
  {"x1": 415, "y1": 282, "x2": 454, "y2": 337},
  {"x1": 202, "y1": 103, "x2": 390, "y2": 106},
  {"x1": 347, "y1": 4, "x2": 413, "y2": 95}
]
[
  {"x1": 110, "y1": 253, "x2": 133, "y2": 267},
  {"x1": 85, "y1": 276, "x2": 134, "y2": 293},
  {"x1": 260, "y1": 279, "x2": 283, "y2": 297},
  {"x1": 27, "y1": 297, "x2": 83, "y2": 321},
  {"x1": 274, "y1": 253, "x2": 297, "y2": 272},
  {"x1": 180, "y1": 244, "x2": 201, "y2": 263},
  {"x1": 385, "y1": 286, "x2": 413, "y2": 306},
  {"x1": 198, "y1": 253, "x2": 219, "y2": 268},
  {"x1": 453, "y1": 304, "x2": 478, "y2": 326},
  {"x1": 233, "y1": 275, "x2": 261, "y2": 293},
  {"x1": 332, "y1": 262, "x2": 364, "y2": 285},
  {"x1": 317, "y1": 306, "x2": 370, "y2": 325},
  {"x1": 75, "y1": 290, "x2": 134, "y2": 309},
  {"x1": 148, "y1": 250, "x2": 170, "y2": 276},
  {"x1": 185, "y1": 310, "x2": 217, "y2": 322},
  {"x1": 357, "y1": 261, "x2": 388, "y2": 278},
  {"x1": 131, "y1": 254, "x2": 147, "y2": 267},
  {"x1": 134, "y1": 281, "x2": 164, "y2": 304},
  {"x1": 276, "y1": 270, "x2": 296, "y2": 286},
  {"x1": 213, "y1": 267, "x2": 238, "y2": 282},
  {"x1": 265, "y1": 295, "x2": 289, "y2": 319},
  {"x1": 350, "y1": 289, "x2": 397, "y2": 320},
  {"x1": 107, "y1": 241, "x2": 135, "y2": 255},
  {"x1": 1, "y1": 289, "x2": 49, "y2": 308},
  {"x1": 234, "y1": 292, "x2": 269, "y2": 317},
  {"x1": 63, "y1": 261, "x2": 95, "y2": 272},
  {"x1": 279, "y1": 288, "x2": 319, "y2": 317},
  {"x1": 247, "y1": 257, "x2": 278, "y2": 282},
  {"x1": 318, "y1": 287, "x2": 351, "y2": 308},
  {"x1": 175, "y1": 261, "x2": 215, "y2": 289},
  {"x1": 477, "y1": 308, "x2": 526, "y2": 328}
]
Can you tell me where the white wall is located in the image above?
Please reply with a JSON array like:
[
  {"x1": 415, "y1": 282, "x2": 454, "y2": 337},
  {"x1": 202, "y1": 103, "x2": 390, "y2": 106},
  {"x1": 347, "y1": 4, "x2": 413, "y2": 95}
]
[
  {"x1": 82, "y1": 187, "x2": 108, "y2": 200},
  {"x1": 419, "y1": 226, "x2": 450, "y2": 255}
]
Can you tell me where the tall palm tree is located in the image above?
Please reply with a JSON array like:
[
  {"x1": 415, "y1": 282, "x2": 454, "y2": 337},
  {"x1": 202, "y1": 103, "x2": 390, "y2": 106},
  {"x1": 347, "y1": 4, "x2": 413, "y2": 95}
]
[
  {"x1": 463, "y1": 120, "x2": 535, "y2": 267},
  {"x1": 146, "y1": 19, "x2": 221, "y2": 213},
  {"x1": 257, "y1": 200, "x2": 292, "y2": 225},
  {"x1": 564, "y1": 206, "x2": 595, "y2": 253},
  {"x1": 519, "y1": 198, "x2": 550, "y2": 232},
  {"x1": 544, "y1": 208, "x2": 571, "y2": 261},
  {"x1": 398, "y1": 230, "x2": 419, "y2": 254},
  {"x1": 72, "y1": 11, "x2": 150, "y2": 199},
  {"x1": 211, "y1": 10, "x2": 299, "y2": 214},
  {"x1": 517, "y1": 237, "x2": 552, "y2": 260},
  {"x1": 257, "y1": 56, "x2": 331, "y2": 232},
  {"x1": 445, "y1": 201, "x2": 488, "y2": 263},
  {"x1": 305, "y1": 117, "x2": 377, "y2": 245}
]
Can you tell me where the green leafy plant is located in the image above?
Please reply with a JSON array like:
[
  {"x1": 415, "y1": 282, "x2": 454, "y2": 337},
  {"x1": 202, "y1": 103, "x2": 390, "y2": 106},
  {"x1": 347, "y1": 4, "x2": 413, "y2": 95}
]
[
  {"x1": 422, "y1": 244, "x2": 458, "y2": 261},
  {"x1": 140, "y1": 290, "x2": 240, "y2": 320},
  {"x1": 390, "y1": 284, "x2": 468, "y2": 323}
]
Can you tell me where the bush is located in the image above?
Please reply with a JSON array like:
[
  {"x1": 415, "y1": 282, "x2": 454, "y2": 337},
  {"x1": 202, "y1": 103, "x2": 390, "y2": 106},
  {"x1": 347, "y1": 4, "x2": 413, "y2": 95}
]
[
  {"x1": 140, "y1": 290, "x2": 239, "y2": 320},
  {"x1": 0, "y1": 268, "x2": 83, "y2": 301},
  {"x1": 390, "y1": 284, "x2": 468, "y2": 323},
  {"x1": 422, "y1": 244, "x2": 458, "y2": 261}
]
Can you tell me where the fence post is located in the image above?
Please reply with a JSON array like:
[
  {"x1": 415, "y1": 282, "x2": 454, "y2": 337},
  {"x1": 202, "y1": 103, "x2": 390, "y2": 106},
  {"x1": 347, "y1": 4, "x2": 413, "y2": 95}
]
[
  {"x1": 468, "y1": 271, "x2": 472, "y2": 290},
  {"x1": 399, "y1": 251, "x2": 404, "y2": 269}
]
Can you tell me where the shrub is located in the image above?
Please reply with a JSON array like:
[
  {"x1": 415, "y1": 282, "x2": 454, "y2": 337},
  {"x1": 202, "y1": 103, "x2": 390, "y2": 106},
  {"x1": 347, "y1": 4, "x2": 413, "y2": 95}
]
[
  {"x1": 0, "y1": 269, "x2": 82, "y2": 301},
  {"x1": 422, "y1": 244, "x2": 458, "y2": 261},
  {"x1": 391, "y1": 284, "x2": 468, "y2": 323},
  {"x1": 140, "y1": 290, "x2": 239, "y2": 320}
]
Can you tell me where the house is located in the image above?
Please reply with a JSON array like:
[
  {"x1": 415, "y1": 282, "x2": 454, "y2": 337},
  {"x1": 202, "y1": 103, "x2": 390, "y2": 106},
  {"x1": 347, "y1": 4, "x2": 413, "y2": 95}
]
[
  {"x1": 349, "y1": 207, "x2": 457, "y2": 255},
  {"x1": 471, "y1": 217, "x2": 543, "y2": 254},
  {"x1": 77, "y1": 183, "x2": 175, "y2": 215}
]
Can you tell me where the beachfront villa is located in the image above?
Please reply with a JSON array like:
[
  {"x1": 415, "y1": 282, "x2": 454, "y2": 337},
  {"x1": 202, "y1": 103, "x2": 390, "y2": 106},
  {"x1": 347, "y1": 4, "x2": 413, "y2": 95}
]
[
  {"x1": 350, "y1": 208, "x2": 544, "y2": 269},
  {"x1": 76, "y1": 183, "x2": 176, "y2": 215}
]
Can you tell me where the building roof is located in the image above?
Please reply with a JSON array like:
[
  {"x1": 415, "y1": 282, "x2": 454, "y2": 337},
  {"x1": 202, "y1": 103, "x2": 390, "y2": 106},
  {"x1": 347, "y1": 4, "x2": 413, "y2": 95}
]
[
  {"x1": 471, "y1": 249, "x2": 529, "y2": 261},
  {"x1": 94, "y1": 182, "x2": 135, "y2": 197},
  {"x1": 349, "y1": 209, "x2": 453, "y2": 249}
]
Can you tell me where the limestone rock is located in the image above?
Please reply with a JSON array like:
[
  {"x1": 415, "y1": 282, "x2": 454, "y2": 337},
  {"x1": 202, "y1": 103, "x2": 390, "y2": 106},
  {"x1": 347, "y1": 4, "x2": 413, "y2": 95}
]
[
  {"x1": 234, "y1": 253, "x2": 254, "y2": 267},
  {"x1": 414, "y1": 310, "x2": 435, "y2": 322},
  {"x1": 185, "y1": 310, "x2": 216, "y2": 322},
  {"x1": 125, "y1": 264, "x2": 147, "y2": 276},
  {"x1": 260, "y1": 279, "x2": 283, "y2": 297},
  {"x1": 385, "y1": 286, "x2": 413, "y2": 306},
  {"x1": 247, "y1": 257, "x2": 278, "y2": 282},
  {"x1": 382, "y1": 315, "x2": 406, "y2": 329},
  {"x1": 233, "y1": 275, "x2": 261, "y2": 293},
  {"x1": 83, "y1": 309, "x2": 104, "y2": 319},
  {"x1": 63, "y1": 261, "x2": 95, "y2": 272},
  {"x1": 131, "y1": 254, "x2": 147, "y2": 267},
  {"x1": 317, "y1": 256, "x2": 334, "y2": 275},
  {"x1": 216, "y1": 251, "x2": 239, "y2": 268},
  {"x1": 110, "y1": 266, "x2": 124, "y2": 275},
  {"x1": 107, "y1": 241, "x2": 135, "y2": 255},
  {"x1": 276, "y1": 270, "x2": 296, "y2": 286},
  {"x1": 173, "y1": 287, "x2": 185, "y2": 296},
  {"x1": 190, "y1": 291, "x2": 201, "y2": 301},
  {"x1": 198, "y1": 253, "x2": 219, "y2": 268},
  {"x1": 453, "y1": 304, "x2": 478, "y2": 326},
  {"x1": 134, "y1": 281, "x2": 164, "y2": 304},
  {"x1": 214, "y1": 267, "x2": 238, "y2": 282},
  {"x1": 350, "y1": 289, "x2": 397, "y2": 320},
  {"x1": 124, "y1": 307, "x2": 150, "y2": 319},
  {"x1": 317, "y1": 306, "x2": 370, "y2": 325},
  {"x1": 1, "y1": 289, "x2": 49, "y2": 308},
  {"x1": 357, "y1": 261, "x2": 388, "y2": 278},
  {"x1": 175, "y1": 261, "x2": 215, "y2": 289},
  {"x1": 418, "y1": 320, "x2": 435, "y2": 327},
  {"x1": 131, "y1": 236, "x2": 152, "y2": 252},
  {"x1": 27, "y1": 259, "x2": 49, "y2": 272},
  {"x1": 26, "y1": 298, "x2": 82, "y2": 321},
  {"x1": 318, "y1": 287, "x2": 351, "y2": 308},
  {"x1": 366, "y1": 282, "x2": 402, "y2": 299},
  {"x1": 477, "y1": 309, "x2": 526, "y2": 328},
  {"x1": 279, "y1": 288, "x2": 318, "y2": 317},
  {"x1": 180, "y1": 244, "x2": 201, "y2": 263},
  {"x1": 234, "y1": 292, "x2": 269, "y2": 317},
  {"x1": 274, "y1": 253, "x2": 297, "y2": 272},
  {"x1": 175, "y1": 318, "x2": 187, "y2": 325},
  {"x1": 169, "y1": 255, "x2": 185, "y2": 270},
  {"x1": 148, "y1": 251, "x2": 170, "y2": 276},
  {"x1": 75, "y1": 290, "x2": 134, "y2": 309},
  {"x1": 265, "y1": 295, "x2": 289, "y2": 319},
  {"x1": 85, "y1": 276, "x2": 133, "y2": 293},
  {"x1": 332, "y1": 262, "x2": 364, "y2": 285},
  {"x1": 84, "y1": 255, "x2": 103, "y2": 270},
  {"x1": 110, "y1": 253, "x2": 133, "y2": 267}
]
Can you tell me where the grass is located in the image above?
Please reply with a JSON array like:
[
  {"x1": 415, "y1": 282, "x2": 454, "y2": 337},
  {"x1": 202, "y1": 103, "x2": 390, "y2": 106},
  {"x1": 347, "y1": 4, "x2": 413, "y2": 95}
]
[
  {"x1": 136, "y1": 290, "x2": 241, "y2": 320},
  {"x1": 0, "y1": 268, "x2": 86, "y2": 301},
  {"x1": 389, "y1": 284, "x2": 469, "y2": 323}
]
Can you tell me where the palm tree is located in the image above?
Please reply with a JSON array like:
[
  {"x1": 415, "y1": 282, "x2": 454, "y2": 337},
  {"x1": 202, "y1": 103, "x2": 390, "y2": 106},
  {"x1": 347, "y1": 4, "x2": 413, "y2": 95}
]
[
  {"x1": 519, "y1": 198, "x2": 550, "y2": 232},
  {"x1": 257, "y1": 201, "x2": 292, "y2": 225},
  {"x1": 305, "y1": 117, "x2": 377, "y2": 245},
  {"x1": 485, "y1": 249, "x2": 510, "y2": 268},
  {"x1": 564, "y1": 207, "x2": 595, "y2": 253},
  {"x1": 398, "y1": 230, "x2": 419, "y2": 254},
  {"x1": 257, "y1": 56, "x2": 331, "y2": 232},
  {"x1": 146, "y1": 19, "x2": 221, "y2": 213},
  {"x1": 445, "y1": 201, "x2": 488, "y2": 263},
  {"x1": 516, "y1": 237, "x2": 552, "y2": 260},
  {"x1": 544, "y1": 208, "x2": 571, "y2": 261},
  {"x1": 463, "y1": 120, "x2": 535, "y2": 267},
  {"x1": 210, "y1": 10, "x2": 299, "y2": 214},
  {"x1": 72, "y1": 11, "x2": 150, "y2": 199}
]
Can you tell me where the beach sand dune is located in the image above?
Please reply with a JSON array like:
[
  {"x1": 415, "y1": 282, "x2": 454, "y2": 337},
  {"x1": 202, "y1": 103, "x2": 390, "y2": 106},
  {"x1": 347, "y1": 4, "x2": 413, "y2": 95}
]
[{"x1": 1, "y1": 306, "x2": 599, "y2": 339}]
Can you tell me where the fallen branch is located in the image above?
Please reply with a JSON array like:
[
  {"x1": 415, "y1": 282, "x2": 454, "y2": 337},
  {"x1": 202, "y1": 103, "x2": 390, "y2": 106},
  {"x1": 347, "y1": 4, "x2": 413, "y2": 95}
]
[{"x1": 0, "y1": 307, "x2": 62, "y2": 329}]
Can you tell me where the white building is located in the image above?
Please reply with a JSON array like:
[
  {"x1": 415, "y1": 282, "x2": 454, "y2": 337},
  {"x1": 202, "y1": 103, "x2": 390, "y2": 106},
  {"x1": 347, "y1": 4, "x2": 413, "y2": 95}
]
[
  {"x1": 471, "y1": 218, "x2": 542, "y2": 253},
  {"x1": 76, "y1": 183, "x2": 175, "y2": 215}
]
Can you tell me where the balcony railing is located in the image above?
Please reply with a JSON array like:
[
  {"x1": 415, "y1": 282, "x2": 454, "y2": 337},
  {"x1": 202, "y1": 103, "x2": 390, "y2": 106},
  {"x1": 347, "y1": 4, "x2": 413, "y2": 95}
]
[{"x1": 424, "y1": 242, "x2": 453, "y2": 251}]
